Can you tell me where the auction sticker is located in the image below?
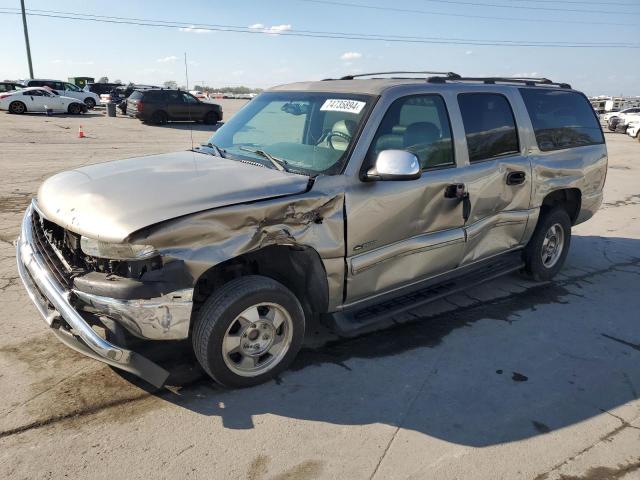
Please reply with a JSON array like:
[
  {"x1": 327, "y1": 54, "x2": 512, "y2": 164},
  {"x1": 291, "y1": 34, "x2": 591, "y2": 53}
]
[{"x1": 320, "y1": 99, "x2": 366, "y2": 114}]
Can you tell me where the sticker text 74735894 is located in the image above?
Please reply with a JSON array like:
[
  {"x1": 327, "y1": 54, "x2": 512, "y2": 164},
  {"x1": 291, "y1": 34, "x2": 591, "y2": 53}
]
[{"x1": 320, "y1": 99, "x2": 366, "y2": 114}]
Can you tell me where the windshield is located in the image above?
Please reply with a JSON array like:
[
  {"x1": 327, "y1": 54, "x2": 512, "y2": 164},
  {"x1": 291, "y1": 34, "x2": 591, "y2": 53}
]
[{"x1": 207, "y1": 91, "x2": 373, "y2": 175}]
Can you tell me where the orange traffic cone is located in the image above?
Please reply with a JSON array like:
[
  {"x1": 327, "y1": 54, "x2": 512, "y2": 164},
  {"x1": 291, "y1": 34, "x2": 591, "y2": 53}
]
[{"x1": 78, "y1": 125, "x2": 85, "y2": 138}]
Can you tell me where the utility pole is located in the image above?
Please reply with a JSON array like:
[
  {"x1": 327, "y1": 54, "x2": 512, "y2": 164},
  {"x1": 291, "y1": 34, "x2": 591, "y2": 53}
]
[{"x1": 20, "y1": 0, "x2": 34, "y2": 79}]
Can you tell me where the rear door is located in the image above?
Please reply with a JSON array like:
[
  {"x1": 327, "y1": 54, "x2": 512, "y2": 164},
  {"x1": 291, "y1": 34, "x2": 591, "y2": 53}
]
[{"x1": 453, "y1": 91, "x2": 533, "y2": 265}]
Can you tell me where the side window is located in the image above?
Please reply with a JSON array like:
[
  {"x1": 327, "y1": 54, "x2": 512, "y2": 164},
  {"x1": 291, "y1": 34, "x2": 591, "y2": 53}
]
[
  {"x1": 458, "y1": 93, "x2": 519, "y2": 162},
  {"x1": 65, "y1": 83, "x2": 80, "y2": 92},
  {"x1": 29, "y1": 81, "x2": 43, "y2": 87},
  {"x1": 519, "y1": 89, "x2": 604, "y2": 151},
  {"x1": 369, "y1": 94, "x2": 454, "y2": 170},
  {"x1": 182, "y1": 93, "x2": 199, "y2": 104},
  {"x1": 27, "y1": 90, "x2": 43, "y2": 96}
]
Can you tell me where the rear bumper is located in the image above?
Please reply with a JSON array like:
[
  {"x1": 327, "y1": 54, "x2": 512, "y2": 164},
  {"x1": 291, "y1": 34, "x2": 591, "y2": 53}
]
[{"x1": 16, "y1": 204, "x2": 171, "y2": 387}]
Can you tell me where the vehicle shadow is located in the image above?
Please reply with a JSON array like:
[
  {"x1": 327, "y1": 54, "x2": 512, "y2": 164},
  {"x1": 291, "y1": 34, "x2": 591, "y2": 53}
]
[{"x1": 131, "y1": 234, "x2": 640, "y2": 447}]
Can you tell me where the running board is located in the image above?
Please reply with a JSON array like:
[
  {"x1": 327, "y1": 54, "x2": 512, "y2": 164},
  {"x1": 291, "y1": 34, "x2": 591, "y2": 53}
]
[{"x1": 327, "y1": 252, "x2": 524, "y2": 336}]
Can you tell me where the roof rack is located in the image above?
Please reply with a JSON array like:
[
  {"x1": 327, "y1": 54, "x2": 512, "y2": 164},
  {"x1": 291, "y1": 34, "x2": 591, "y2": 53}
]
[
  {"x1": 324, "y1": 71, "x2": 462, "y2": 81},
  {"x1": 426, "y1": 75, "x2": 571, "y2": 89}
]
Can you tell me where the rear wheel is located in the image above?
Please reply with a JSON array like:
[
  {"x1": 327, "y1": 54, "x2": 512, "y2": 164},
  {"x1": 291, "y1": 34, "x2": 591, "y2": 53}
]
[
  {"x1": 150, "y1": 110, "x2": 168, "y2": 125},
  {"x1": 203, "y1": 111, "x2": 219, "y2": 125},
  {"x1": 523, "y1": 208, "x2": 572, "y2": 281},
  {"x1": 9, "y1": 101, "x2": 26, "y2": 114},
  {"x1": 192, "y1": 276, "x2": 305, "y2": 388},
  {"x1": 67, "y1": 103, "x2": 82, "y2": 115},
  {"x1": 84, "y1": 97, "x2": 96, "y2": 109}
]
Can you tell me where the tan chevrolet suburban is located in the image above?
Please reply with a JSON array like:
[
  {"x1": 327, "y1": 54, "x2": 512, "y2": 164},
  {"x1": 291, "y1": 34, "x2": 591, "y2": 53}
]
[{"x1": 16, "y1": 72, "x2": 607, "y2": 388}]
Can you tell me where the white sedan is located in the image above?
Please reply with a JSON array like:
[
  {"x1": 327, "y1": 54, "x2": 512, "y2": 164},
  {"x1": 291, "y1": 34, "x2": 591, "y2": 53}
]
[{"x1": 0, "y1": 87, "x2": 87, "y2": 115}]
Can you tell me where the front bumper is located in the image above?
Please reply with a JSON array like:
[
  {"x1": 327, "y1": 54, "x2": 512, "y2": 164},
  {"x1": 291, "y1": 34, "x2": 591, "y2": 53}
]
[{"x1": 15, "y1": 204, "x2": 191, "y2": 387}]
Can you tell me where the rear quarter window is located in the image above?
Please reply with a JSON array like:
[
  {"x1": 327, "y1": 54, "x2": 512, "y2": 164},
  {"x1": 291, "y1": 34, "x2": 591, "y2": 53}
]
[
  {"x1": 519, "y1": 89, "x2": 604, "y2": 151},
  {"x1": 128, "y1": 91, "x2": 144, "y2": 100}
]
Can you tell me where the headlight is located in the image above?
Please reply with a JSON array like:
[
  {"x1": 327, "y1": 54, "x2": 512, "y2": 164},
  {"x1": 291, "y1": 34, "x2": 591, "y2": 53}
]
[{"x1": 80, "y1": 236, "x2": 157, "y2": 260}]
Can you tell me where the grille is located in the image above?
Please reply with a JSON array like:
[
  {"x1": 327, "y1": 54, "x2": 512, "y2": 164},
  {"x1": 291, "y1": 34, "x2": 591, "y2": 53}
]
[{"x1": 31, "y1": 210, "x2": 83, "y2": 288}]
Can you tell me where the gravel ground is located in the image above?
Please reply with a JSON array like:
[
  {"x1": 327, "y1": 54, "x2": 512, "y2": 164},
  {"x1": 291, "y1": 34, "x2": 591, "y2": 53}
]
[{"x1": 0, "y1": 106, "x2": 639, "y2": 480}]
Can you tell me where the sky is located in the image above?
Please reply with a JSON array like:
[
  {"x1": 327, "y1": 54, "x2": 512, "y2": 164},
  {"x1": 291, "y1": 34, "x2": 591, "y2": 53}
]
[{"x1": 1, "y1": 0, "x2": 639, "y2": 96}]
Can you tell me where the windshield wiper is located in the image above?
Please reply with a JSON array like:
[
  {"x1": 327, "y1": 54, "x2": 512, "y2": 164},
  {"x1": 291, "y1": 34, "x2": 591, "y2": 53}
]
[
  {"x1": 239, "y1": 146, "x2": 288, "y2": 172},
  {"x1": 197, "y1": 142, "x2": 226, "y2": 158}
]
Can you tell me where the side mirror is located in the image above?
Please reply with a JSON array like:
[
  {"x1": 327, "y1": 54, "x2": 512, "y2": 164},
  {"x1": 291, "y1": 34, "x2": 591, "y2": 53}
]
[{"x1": 366, "y1": 150, "x2": 421, "y2": 181}]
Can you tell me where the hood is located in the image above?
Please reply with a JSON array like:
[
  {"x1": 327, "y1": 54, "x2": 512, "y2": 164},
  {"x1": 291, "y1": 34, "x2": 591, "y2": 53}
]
[{"x1": 37, "y1": 151, "x2": 310, "y2": 243}]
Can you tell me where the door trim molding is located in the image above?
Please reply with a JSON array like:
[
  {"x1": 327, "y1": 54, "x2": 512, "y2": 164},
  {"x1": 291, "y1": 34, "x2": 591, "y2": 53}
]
[{"x1": 350, "y1": 227, "x2": 465, "y2": 275}]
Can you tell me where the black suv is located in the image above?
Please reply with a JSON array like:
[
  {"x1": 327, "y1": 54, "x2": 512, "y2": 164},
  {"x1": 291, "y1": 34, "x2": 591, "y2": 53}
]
[{"x1": 126, "y1": 89, "x2": 223, "y2": 125}]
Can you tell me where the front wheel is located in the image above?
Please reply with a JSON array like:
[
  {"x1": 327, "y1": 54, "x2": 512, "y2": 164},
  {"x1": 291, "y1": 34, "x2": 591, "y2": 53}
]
[
  {"x1": 192, "y1": 276, "x2": 305, "y2": 388},
  {"x1": 84, "y1": 97, "x2": 96, "y2": 109},
  {"x1": 68, "y1": 103, "x2": 82, "y2": 115},
  {"x1": 523, "y1": 208, "x2": 572, "y2": 281},
  {"x1": 203, "y1": 111, "x2": 219, "y2": 125}
]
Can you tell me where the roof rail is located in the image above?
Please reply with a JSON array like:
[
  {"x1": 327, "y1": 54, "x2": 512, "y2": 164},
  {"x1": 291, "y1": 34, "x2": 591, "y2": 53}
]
[
  {"x1": 426, "y1": 75, "x2": 571, "y2": 89},
  {"x1": 324, "y1": 71, "x2": 461, "y2": 81}
]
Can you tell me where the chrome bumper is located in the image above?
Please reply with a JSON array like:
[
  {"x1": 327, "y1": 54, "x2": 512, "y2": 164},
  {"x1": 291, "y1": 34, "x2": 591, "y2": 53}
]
[{"x1": 16, "y1": 204, "x2": 172, "y2": 387}]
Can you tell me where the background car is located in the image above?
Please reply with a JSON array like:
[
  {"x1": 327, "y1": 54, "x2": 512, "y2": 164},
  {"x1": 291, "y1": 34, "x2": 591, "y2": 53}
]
[
  {"x1": 126, "y1": 89, "x2": 222, "y2": 124},
  {"x1": 23, "y1": 79, "x2": 100, "y2": 109},
  {"x1": 0, "y1": 87, "x2": 87, "y2": 114},
  {"x1": 84, "y1": 82, "x2": 123, "y2": 96},
  {"x1": 0, "y1": 82, "x2": 23, "y2": 93},
  {"x1": 626, "y1": 120, "x2": 640, "y2": 139},
  {"x1": 189, "y1": 90, "x2": 207, "y2": 100},
  {"x1": 602, "y1": 107, "x2": 640, "y2": 124}
]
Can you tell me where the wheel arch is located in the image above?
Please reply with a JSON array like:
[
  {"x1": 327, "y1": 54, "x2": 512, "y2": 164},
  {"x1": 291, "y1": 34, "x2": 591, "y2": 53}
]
[
  {"x1": 540, "y1": 188, "x2": 582, "y2": 225},
  {"x1": 191, "y1": 244, "x2": 329, "y2": 332}
]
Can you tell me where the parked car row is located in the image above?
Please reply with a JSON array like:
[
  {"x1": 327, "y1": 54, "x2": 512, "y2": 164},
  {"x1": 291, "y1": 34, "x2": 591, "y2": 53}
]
[{"x1": 1, "y1": 77, "x2": 224, "y2": 125}]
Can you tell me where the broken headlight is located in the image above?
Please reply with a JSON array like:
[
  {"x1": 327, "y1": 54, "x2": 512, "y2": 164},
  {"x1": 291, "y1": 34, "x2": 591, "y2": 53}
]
[{"x1": 80, "y1": 236, "x2": 157, "y2": 260}]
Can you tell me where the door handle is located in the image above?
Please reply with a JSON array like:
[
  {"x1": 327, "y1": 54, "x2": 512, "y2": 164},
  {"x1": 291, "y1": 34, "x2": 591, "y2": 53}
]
[
  {"x1": 506, "y1": 171, "x2": 526, "y2": 185},
  {"x1": 444, "y1": 184, "x2": 471, "y2": 223}
]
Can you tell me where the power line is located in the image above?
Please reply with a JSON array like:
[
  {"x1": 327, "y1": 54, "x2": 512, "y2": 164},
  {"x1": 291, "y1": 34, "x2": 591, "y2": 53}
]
[
  {"x1": 0, "y1": 9, "x2": 637, "y2": 48},
  {"x1": 293, "y1": 0, "x2": 637, "y2": 27},
  {"x1": 4, "y1": 8, "x2": 637, "y2": 46},
  {"x1": 412, "y1": 0, "x2": 640, "y2": 15},
  {"x1": 493, "y1": 0, "x2": 639, "y2": 5}
]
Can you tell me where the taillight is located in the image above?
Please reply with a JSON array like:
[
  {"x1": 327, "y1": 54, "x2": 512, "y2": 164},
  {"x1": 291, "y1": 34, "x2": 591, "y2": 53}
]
[{"x1": 137, "y1": 101, "x2": 144, "y2": 112}]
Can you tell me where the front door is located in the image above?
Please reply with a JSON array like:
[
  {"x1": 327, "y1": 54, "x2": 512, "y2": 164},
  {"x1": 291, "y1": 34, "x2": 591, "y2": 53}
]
[
  {"x1": 452, "y1": 92, "x2": 533, "y2": 265},
  {"x1": 345, "y1": 94, "x2": 466, "y2": 304}
]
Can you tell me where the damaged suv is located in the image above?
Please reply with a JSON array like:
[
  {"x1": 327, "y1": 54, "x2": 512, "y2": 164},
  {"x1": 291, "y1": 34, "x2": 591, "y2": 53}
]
[{"x1": 17, "y1": 72, "x2": 607, "y2": 388}]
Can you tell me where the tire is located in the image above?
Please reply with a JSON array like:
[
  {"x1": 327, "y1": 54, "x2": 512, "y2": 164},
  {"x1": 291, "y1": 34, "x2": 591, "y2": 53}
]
[
  {"x1": 84, "y1": 97, "x2": 96, "y2": 109},
  {"x1": 67, "y1": 103, "x2": 82, "y2": 115},
  {"x1": 192, "y1": 275, "x2": 305, "y2": 388},
  {"x1": 523, "y1": 208, "x2": 572, "y2": 281},
  {"x1": 9, "y1": 101, "x2": 26, "y2": 114},
  {"x1": 203, "y1": 111, "x2": 219, "y2": 125},
  {"x1": 150, "y1": 110, "x2": 168, "y2": 125}
]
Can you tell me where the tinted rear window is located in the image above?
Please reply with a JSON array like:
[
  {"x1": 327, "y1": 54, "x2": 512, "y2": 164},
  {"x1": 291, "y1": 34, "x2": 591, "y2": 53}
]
[
  {"x1": 458, "y1": 93, "x2": 519, "y2": 162},
  {"x1": 519, "y1": 89, "x2": 604, "y2": 151}
]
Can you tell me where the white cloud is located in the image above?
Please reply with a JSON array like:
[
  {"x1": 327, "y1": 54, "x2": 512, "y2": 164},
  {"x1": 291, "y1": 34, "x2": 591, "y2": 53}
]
[
  {"x1": 248, "y1": 23, "x2": 292, "y2": 35},
  {"x1": 341, "y1": 52, "x2": 362, "y2": 61},
  {"x1": 232, "y1": 70, "x2": 245, "y2": 76},
  {"x1": 465, "y1": 50, "x2": 474, "y2": 56},
  {"x1": 179, "y1": 25, "x2": 212, "y2": 34},
  {"x1": 50, "y1": 59, "x2": 94, "y2": 65},
  {"x1": 267, "y1": 24, "x2": 291, "y2": 34},
  {"x1": 512, "y1": 72, "x2": 540, "y2": 78},
  {"x1": 157, "y1": 56, "x2": 178, "y2": 63}
]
